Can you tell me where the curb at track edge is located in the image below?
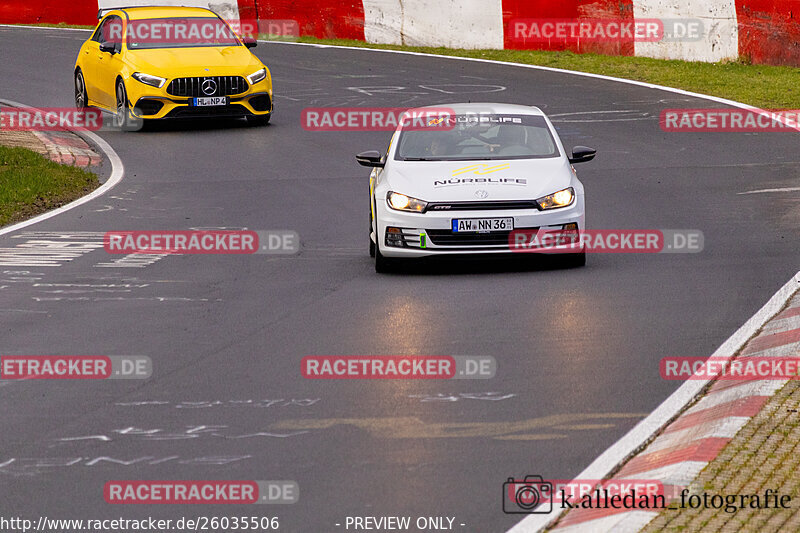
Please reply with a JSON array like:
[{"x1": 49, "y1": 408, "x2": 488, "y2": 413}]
[{"x1": 0, "y1": 98, "x2": 125, "y2": 238}]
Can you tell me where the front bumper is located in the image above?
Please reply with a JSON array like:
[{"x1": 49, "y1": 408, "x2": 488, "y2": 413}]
[
  {"x1": 375, "y1": 195, "x2": 585, "y2": 258},
  {"x1": 126, "y1": 77, "x2": 273, "y2": 120}
]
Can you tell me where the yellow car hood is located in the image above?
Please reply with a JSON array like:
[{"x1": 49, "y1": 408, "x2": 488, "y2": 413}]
[{"x1": 127, "y1": 46, "x2": 264, "y2": 77}]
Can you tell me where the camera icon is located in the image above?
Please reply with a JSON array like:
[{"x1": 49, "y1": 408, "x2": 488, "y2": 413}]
[{"x1": 502, "y1": 475, "x2": 553, "y2": 514}]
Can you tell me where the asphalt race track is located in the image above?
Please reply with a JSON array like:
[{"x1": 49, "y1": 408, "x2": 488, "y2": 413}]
[{"x1": 0, "y1": 25, "x2": 799, "y2": 532}]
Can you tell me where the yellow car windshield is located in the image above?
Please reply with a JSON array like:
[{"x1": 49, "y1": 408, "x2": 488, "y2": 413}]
[{"x1": 121, "y1": 18, "x2": 241, "y2": 50}]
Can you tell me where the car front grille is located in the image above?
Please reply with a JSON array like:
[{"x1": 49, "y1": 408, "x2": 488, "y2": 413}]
[
  {"x1": 166, "y1": 76, "x2": 248, "y2": 97},
  {"x1": 387, "y1": 227, "x2": 540, "y2": 248},
  {"x1": 426, "y1": 229, "x2": 523, "y2": 246},
  {"x1": 163, "y1": 104, "x2": 248, "y2": 119},
  {"x1": 425, "y1": 200, "x2": 541, "y2": 212}
]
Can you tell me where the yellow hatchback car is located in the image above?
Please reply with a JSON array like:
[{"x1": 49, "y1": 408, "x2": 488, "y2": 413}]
[{"x1": 74, "y1": 6, "x2": 273, "y2": 129}]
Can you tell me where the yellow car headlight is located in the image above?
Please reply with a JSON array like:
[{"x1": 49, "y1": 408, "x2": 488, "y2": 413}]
[
  {"x1": 387, "y1": 191, "x2": 427, "y2": 212},
  {"x1": 247, "y1": 68, "x2": 267, "y2": 85},
  {"x1": 536, "y1": 187, "x2": 575, "y2": 210},
  {"x1": 131, "y1": 72, "x2": 166, "y2": 88}
]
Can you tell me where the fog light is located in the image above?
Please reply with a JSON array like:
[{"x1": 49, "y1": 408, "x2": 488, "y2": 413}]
[
  {"x1": 559, "y1": 222, "x2": 580, "y2": 245},
  {"x1": 249, "y1": 94, "x2": 271, "y2": 112},
  {"x1": 134, "y1": 99, "x2": 164, "y2": 116},
  {"x1": 385, "y1": 227, "x2": 405, "y2": 248}
]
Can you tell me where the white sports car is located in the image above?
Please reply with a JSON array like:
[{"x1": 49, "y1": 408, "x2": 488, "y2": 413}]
[{"x1": 358, "y1": 103, "x2": 595, "y2": 272}]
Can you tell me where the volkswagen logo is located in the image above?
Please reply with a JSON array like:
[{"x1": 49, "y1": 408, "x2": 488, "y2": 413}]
[
  {"x1": 475, "y1": 189, "x2": 489, "y2": 199},
  {"x1": 201, "y1": 78, "x2": 217, "y2": 96}
]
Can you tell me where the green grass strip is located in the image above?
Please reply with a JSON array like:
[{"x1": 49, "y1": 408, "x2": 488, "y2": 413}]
[{"x1": 0, "y1": 145, "x2": 100, "y2": 227}]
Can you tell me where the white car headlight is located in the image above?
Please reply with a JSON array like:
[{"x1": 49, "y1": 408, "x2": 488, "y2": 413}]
[
  {"x1": 131, "y1": 72, "x2": 166, "y2": 88},
  {"x1": 247, "y1": 68, "x2": 267, "y2": 85},
  {"x1": 536, "y1": 187, "x2": 575, "y2": 210},
  {"x1": 387, "y1": 191, "x2": 428, "y2": 212}
]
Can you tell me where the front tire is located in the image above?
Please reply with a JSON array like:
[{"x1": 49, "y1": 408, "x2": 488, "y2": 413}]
[
  {"x1": 246, "y1": 114, "x2": 271, "y2": 126},
  {"x1": 369, "y1": 201, "x2": 376, "y2": 258},
  {"x1": 75, "y1": 70, "x2": 88, "y2": 110},
  {"x1": 114, "y1": 79, "x2": 141, "y2": 132},
  {"x1": 374, "y1": 245, "x2": 396, "y2": 273},
  {"x1": 373, "y1": 213, "x2": 396, "y2": 273},
  {"x1": 559, "y1": 251, "x2": 586, "y2": 268}
]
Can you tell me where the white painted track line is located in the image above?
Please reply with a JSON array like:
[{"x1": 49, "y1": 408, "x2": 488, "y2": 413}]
[
  {"x1": 0, "y1": 24, "x2": 91, "y2": 32},
  {"x1": 264, "y1": 40, "x2": 791, "y2": 121},
  {"x1": 0, "y1": 98, "x2": 125, "y2": 238}
]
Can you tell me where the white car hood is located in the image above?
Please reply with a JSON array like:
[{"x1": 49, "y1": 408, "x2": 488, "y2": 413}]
[{"x1": 385, "y1": 158, "x2": 574, "y2": 202}]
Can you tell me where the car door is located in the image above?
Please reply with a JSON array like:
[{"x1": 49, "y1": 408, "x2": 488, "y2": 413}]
[
  {"x1": 94, "y1": 15, "x2": 125, "y2": 109},
  {"x1": 80, "y1": 19, "x2": 108, "y2": 104}
]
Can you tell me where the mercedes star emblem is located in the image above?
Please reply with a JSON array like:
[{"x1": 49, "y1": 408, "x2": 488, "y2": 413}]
[{"x1": 201, "y1": 78, "x2": 217, "y2": 96}]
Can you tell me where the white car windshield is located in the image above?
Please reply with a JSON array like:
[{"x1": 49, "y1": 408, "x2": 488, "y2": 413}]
[{"x1": 395, "y1": 114, "x2": 559, "y2": 161}]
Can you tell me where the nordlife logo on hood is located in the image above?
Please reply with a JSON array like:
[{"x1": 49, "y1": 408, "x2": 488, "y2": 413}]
[
  {"x1": 434, "y1": 163, "x2": 527, "y2": 187},
  {"x1": 434, "y1": 177, "x2": 528, "y2": 187},
  {"x1": 443, "y1": 114, "x2": 523, "y2": 125}
]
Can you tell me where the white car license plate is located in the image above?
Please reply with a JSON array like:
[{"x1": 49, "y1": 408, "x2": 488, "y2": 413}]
[
  {"x1": 452, "y1": 218, "x2": 514, "y2": 233},
  {"x1": 193, "y1": 97, "x2": 228, "y2": 107}
]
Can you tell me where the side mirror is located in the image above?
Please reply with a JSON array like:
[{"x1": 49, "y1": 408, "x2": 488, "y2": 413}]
[
  {"x1": 243, "y1": 37, "x2": 257, "y2": 48},
  {"x1": 99, "y1": 42, "x2": 117, "y2": 54},
  {"x1": 356, "y1": 150, "x2": 384, "y2": 168},
  {"x1": 568, "y1": 146, "x2": 596, "y2": 164}
]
